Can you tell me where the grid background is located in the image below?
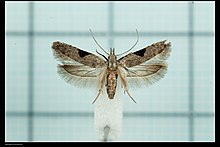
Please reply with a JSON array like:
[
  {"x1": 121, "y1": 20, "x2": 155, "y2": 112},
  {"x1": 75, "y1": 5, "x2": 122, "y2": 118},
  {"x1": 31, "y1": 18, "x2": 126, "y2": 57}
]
[{"x1": 6, "y1": 1, "x2": 215, "y2": 141}]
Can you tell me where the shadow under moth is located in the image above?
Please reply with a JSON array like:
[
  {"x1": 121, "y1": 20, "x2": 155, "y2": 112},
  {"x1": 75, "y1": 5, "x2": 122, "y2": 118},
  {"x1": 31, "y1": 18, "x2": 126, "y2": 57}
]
[{"x1": 52, "y1": 30, "x2": 171, "y2": 103}]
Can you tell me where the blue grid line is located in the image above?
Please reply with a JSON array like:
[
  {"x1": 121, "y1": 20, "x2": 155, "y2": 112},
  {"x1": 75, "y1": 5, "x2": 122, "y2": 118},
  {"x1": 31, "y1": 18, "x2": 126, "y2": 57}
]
[
  {"x1": 6, "y1": 31, "x2": 214, "y2": 37},
  {"x1": 188, "y1": 2, "x2": 194, "y2": 141},
  {"x1": 27, "y1": 2, "x2": 34, "y2": 141},
  {"x1": 6, "y1": 111, "x2": 214, "y2": 118}
]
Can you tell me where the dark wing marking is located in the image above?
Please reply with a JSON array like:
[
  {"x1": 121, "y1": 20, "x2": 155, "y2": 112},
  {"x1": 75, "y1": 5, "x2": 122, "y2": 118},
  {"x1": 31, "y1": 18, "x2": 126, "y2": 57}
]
[
  {"x1": 119, "y1": 40, "x2": 171, "y2": 68},
  {"x1": 132, "y1": 49, "x2": 146, "y2": 57},
  {"x1": 78, "y1": 50, "x2": 91, "y2": 58},
  {"x1": 52, "y1": 41, "x2": 106, "y2": 68}
]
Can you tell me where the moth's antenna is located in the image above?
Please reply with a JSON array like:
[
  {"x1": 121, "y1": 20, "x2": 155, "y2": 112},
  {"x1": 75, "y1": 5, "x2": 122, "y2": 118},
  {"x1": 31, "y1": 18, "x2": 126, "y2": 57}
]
[
  {"x1": 90, "y1": 29, "x2": 109, "y2": 55},
  {"x1": 116, "y1": 29, "x2": 139, "y2": 56},
  {"x1": 96, "y1": 49, "x2": 108, "y2": 61}
]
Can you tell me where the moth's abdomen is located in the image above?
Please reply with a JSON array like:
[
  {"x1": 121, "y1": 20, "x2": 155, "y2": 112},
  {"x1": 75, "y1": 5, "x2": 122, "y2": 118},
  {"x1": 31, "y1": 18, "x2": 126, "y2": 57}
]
[{"x1": 106, "y1": 71, "x2": 118, "y2": 99}]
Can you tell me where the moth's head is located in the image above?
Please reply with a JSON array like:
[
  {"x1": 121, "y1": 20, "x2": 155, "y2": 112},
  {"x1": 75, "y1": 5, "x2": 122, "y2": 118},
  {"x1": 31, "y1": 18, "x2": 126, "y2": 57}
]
[
  {"x1": 108, "y1": 48, "x2": 117, "y2": 70},
  {"x1": 109, "y1": 48, "x2": 117, "y2": 61},
  {"x1": 110, "y1": 48, "x2": 115, "y2": 55}
]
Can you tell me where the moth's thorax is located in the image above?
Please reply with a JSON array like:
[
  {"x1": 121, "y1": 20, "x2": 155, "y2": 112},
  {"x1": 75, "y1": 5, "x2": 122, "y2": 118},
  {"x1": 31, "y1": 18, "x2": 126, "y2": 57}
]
[{"x1": 108, "y1": 48, "x2": 118, "y2": 70}]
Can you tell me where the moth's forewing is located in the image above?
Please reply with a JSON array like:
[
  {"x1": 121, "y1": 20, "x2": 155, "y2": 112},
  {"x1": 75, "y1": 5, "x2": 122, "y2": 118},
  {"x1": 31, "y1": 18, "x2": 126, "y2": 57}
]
[
  {"x1": 52, "y1": 41, "x2": 106, "y2": 68},
  {"x1": 118, "y1": 40, "x2": 171, "y2": 68}
]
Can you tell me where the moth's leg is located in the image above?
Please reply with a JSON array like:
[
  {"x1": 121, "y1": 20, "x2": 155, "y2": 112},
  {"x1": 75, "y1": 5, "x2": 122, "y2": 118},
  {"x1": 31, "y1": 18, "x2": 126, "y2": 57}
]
[
  {"x1": 124, "y1": 89, "x2": 136, "y2": 103},
  {"x1": 118, "y1": 71, "x2": 136, "y2": 103},
  {"x1": 92, "y1": 71, "x2": 106, "y2": 104},
  {"x1": 92, "y1": 89, "x2": 102, "y2": 104}
]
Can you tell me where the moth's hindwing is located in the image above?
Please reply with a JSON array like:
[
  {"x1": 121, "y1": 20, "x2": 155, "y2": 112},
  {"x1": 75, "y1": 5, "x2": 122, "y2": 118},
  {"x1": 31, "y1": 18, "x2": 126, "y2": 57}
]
[{"x1": 57, "y1": 64, "x2": 107, "y2": 89}]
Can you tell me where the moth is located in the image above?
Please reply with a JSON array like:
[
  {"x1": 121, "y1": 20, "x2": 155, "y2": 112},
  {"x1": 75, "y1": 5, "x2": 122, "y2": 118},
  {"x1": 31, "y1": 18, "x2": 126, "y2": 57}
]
[{"x1": 52, "y1": 30, "x2": 171, "y2": 103}]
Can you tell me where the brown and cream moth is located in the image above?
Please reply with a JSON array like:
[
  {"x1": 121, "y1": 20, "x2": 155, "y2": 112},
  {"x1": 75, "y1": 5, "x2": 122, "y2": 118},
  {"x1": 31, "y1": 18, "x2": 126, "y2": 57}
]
[{"x1": 52, "y1": 31, "x2": 171, "y2": 103}]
